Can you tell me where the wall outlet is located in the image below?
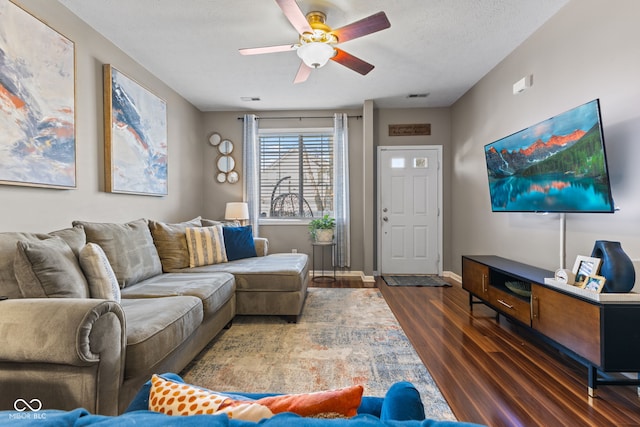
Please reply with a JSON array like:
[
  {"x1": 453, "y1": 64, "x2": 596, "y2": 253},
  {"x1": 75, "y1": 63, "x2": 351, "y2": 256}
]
[{"x1": 292, "y1": 249, "x2": 298, "y2": 253}]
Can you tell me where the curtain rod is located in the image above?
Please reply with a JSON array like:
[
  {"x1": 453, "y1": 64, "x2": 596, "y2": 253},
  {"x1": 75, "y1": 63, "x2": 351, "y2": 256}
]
[{"x1": 236, "y1": 115, "x2": 362, "y2": 121}]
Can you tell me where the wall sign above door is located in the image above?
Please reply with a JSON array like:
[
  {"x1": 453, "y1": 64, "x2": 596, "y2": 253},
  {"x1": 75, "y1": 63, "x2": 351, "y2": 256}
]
[{"x1": 389, "y1": 123, "x2": 431, "y2": 136}]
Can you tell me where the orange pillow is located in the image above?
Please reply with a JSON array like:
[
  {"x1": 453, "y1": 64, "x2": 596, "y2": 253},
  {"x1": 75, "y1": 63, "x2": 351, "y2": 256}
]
[
  {"x1": 256, "y1": 385, "x2": 363, "y2": 417},
  {"x1": 148, "y1": 375, "x2": 363, "y2": 420}
]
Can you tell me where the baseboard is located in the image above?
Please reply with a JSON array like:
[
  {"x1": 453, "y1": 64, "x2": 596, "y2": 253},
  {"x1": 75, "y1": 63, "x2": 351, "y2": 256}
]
[{"x1": 443, "y1": 270, "x2": 462, "y2": 286}]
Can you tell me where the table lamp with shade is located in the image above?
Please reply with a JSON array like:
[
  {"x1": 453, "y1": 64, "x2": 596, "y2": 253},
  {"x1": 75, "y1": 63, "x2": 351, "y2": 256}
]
[{"x1": 225, "y1": 202, "x2": 249, "y2": 225}]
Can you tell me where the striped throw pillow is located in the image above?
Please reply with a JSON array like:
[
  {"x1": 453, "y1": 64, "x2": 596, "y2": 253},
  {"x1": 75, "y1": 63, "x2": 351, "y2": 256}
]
[{"x1": 185, "y1": 226, "x2": 227, "y2": 267}]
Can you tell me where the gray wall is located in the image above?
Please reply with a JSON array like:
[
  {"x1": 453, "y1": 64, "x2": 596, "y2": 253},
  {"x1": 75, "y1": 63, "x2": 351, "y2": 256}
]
[
  {"x1": 203, "y1": 107, "x2": 453, "y2": 275},
  {"x1": 0, "y1": 1, "x2": 205, "y2": 233},
  {"x1": 450, "y1": 0, "x2": 640, "y2": 283},
  {"x1": 374, "y1": 108, "x2": 452, "y2": 272},
  {"x1": 202, "y1": 110, "x2": 366, "y2": 271}
]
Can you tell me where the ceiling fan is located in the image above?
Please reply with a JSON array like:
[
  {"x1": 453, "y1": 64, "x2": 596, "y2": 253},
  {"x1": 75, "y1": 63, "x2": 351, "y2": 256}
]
[{"x1": 239, "y1": 0, "x2": 391, "y2": 83}]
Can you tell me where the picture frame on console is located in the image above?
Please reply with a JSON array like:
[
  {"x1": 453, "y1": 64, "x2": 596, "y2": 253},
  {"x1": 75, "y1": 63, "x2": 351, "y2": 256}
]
[
  {"x1": 572, "y1": 255, "x2": 601, "y2": 286},
  {"x1": 582, "y1": 275, "x2": 606, "y2": 293}
]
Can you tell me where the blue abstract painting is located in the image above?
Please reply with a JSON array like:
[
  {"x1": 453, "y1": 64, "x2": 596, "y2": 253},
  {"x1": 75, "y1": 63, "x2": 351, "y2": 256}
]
[
  {"x1": 0, "y1": 1, "x2": 76, "y2": 188},
  {"x1": 105, "y1": 65, "x2": 167, "y2": 196}
]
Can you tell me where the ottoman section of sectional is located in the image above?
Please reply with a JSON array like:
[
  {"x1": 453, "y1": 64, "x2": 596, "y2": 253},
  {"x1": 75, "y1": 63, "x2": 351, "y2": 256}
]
[
  {"x1": 179, "y1": 253, "x2": 309, "y2": 317},
  {"x1": 182, "y1": 254, "x2": 308, "y2": 292}
]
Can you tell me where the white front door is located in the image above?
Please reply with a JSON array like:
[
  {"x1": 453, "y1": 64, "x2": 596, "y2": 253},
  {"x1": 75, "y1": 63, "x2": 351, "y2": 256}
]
[{"x1": 378, "y1": 146, "x2": 441, "y2": 275}]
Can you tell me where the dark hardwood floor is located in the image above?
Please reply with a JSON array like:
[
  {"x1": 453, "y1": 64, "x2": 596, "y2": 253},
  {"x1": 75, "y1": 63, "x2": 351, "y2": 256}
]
[{"x1": 312, "y1": 277, "x2": 640, "y2": 426}]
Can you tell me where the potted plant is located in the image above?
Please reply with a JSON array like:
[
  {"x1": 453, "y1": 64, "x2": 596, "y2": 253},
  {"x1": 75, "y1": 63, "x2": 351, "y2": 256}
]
[{"x1": 309, "y1": 214, "x2": 335, "y2": 243}]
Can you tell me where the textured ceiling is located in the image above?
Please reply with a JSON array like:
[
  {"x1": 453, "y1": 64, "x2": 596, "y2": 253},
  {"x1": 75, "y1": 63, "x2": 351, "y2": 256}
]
[{"x1": 57, "y1": 0, "x2": 568, "y2": 111}]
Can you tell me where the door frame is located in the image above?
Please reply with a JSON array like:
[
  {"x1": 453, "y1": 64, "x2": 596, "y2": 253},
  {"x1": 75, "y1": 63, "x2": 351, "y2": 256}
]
[{"x1": 376, "y1": 145, "x2": 443, "y2": 276}]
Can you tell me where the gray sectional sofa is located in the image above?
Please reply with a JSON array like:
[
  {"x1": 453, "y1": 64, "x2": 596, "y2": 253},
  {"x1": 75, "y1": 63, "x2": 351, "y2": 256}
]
[{"x1": 0, "y1": 217, "x2": 309, "y2": 415}]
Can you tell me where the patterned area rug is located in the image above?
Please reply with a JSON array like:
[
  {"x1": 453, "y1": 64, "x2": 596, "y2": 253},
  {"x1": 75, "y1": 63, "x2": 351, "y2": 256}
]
[
  {"x1": 181, "y1": 288, "x2": 455, "y2": 421},
  {"x1": 383, "y1": 275, "x2": 452, "y2": 287}
]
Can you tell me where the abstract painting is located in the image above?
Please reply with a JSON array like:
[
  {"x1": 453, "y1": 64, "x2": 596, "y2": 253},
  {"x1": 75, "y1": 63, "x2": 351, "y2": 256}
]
[
  {"x1": 0, "y1": 1, "x2": 76, "y2": 188},
  {"x1": 104, "y1": 64, "x2": 167, "y2": 196}
]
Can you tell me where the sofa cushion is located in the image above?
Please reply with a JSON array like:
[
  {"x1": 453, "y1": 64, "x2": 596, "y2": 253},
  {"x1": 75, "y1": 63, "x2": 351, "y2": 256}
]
[
  {"x1": 184, "y1": 253, "x2": 309, "y2": 292},
  {"x1": 223, "y1": 226, "x2": 257, "y2": 261},
  {"x1": 14, "y1": 236, "x2": 90, "y2": 298},
  {"x1": 185, "y1": 226, "x2": 227, "y2": 267},
  {"x1": 149, "y1": 217, "x2": 202, "y2": 272},
  {"x1": 200, "y1": 219, "x2": 240, "y2": 227},
  {"x1": 119, "y1": 296, "x2": 203, "y2": 378},
  {"x1": 0, "y1": 227, "x2": 86, "y2": 299},
  {"x1": 0, "y1": 232, "x2": 50, "y2": 299},
  {"x1": 49, "y1": 225, "x2": 87, "y2": 257},
  {"x1": 73, "y1": 219, "x2": 162, "y2": 288},
  {"x1": 120, "y1": 272, "x2": 235, "y2": 319},
  {"x1": 79, "y1": 243, "x2": 121, "y2": 302}
]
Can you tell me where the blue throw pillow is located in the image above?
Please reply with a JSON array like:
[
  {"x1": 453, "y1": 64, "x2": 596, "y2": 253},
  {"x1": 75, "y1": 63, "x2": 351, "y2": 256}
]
[
  {"x1": 380, "y1": 382, "x2": 424, "y2": 421},
  {"x1": 223, "y1": 226, "x2": 257, "y2": 261}
]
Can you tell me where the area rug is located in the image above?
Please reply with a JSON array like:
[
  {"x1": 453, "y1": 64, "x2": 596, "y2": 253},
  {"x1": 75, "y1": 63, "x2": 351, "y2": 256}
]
[
  {"x1": 383, "y1": 275, "x2": 452, "y2": 287},
  {"x1": 181, "y1": 288, "x2": 456, "y2": 421}
]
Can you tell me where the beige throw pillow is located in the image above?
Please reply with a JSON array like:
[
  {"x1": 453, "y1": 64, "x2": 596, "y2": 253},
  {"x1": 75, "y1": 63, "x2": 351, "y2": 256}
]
[
  {"x1": 185, "y1": 226, "x2": 227, "y2": 267},
  {"x1": 149, "y1": 217, "x2": 202, "y2": 271},
  {"x1": 79, "y1": 243, "x2": 121, "y2": 302},
  {"x1": 14, "y1": 236, "x2": 89, "y2": 298}
]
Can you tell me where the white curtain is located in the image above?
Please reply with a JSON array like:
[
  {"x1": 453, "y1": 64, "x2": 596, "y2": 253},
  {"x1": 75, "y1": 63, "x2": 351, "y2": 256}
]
[
  {"x1": 243, "y1": 114, "x2": 259, "y2": 236},
  {"x1": 334, "y1": 113, "x2": 351, "y2": 267}
]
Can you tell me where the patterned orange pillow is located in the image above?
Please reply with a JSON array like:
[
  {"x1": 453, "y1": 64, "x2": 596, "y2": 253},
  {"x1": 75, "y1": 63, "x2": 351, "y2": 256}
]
[
  {"x1": 149, "y1": 375, "x2": 272, "y2": 420},
  {"x1": 148, "y1": 375, "x2": 363, "y2": 420}
]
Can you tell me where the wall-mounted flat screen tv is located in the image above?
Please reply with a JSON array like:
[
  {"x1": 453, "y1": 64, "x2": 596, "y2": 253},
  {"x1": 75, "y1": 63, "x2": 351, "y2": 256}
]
[{"x1": 484, "y1": 99, "x2": 615, "y2": 213}]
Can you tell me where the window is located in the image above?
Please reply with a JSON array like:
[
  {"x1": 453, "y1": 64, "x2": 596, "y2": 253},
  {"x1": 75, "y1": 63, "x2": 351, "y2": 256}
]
[{"x1": 258, "y1": 129, "x2": 333, "y2": 219}]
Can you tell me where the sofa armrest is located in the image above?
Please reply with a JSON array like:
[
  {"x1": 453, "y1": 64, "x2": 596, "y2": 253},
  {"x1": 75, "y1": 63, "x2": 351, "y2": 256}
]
[
  {"x1": 0, "y1": 298, "x2": 125, "y2": 365},
  {"x1": 0, "y1": 298, "x2": 126, "y2": 414},
  {"x1": 254, "y1": 237, "x2": 268, "y2": 256}
]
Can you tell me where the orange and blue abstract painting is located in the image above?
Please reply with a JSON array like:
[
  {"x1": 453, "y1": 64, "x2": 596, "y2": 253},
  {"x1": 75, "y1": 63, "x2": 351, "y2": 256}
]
[
  {"x1": 106, "y1": 66, "x2": 168, "y2": 196},
  {"x1": 0, "y1": 2, "x2": 76, "y2": 188}
]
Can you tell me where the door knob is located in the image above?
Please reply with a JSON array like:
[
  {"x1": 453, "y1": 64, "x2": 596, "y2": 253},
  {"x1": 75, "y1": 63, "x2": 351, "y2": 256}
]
[
  {"x1": 383, "y1": 216, "x2": 388, "y2": 222},
  {"x1": 383, "y1": 208, "x2": 388, "y2": 212}
]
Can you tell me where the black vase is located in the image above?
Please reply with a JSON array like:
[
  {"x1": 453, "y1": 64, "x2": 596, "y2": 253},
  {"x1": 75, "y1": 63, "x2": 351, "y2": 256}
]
[{"x1": 590, "y1": 240, "x2": 636, "y2": 293}]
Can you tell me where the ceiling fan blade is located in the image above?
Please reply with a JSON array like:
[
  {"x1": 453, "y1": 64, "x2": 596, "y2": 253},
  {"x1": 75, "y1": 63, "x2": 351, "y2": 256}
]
[
  {"x1": 293, "y1": 62, "x2": 312, "y2": 84},
  {"x1": 239, "y1": 44, "x2": 296, "y2": 55},
  {"x1": 330, "y1": 11, "x2": 390, "y2": 43},
  {"x1": 331, "y1": 48, "x2": 375, "y2": 75},
  {"x1": 275, "y1": 0, "x2": 312, "y2": 35}
]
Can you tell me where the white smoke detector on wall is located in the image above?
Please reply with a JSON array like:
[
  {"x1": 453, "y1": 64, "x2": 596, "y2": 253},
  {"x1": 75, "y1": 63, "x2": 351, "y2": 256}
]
[{"x1": 513, "y1": 75, "x2": 533, "y2": 94}]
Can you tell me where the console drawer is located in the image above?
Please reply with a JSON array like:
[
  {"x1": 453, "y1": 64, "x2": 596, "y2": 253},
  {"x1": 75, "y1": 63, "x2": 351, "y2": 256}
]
[{"x1": 488, "y1": 286, "x2": 531, "y2": 325}]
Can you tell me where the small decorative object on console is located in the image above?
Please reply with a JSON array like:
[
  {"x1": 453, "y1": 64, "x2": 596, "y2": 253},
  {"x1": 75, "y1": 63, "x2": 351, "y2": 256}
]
[
  {"x1": 572, "y1": 255, "x2": 601, "y2": 287},
  {"x1": 582, "y1": 275, "x2": 606, "y2": 293},
  {"x1": 590, "y1": 240, "x2": 636, "y2": 293},
  {"x1": 554, "y1": 268, "x2": 576, "y2": 285},
  {"x1": 505, "y1": 281, "x2": 531, "y2": 297}
]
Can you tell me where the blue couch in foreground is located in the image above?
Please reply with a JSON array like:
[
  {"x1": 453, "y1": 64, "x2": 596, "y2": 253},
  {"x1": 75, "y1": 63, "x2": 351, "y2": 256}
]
[{"x1": 0, "y1": 374, "x2": 484, "y2": 427}]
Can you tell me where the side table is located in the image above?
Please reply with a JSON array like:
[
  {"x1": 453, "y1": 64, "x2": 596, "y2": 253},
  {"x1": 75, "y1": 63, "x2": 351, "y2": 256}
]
[{"x1": 311, "y1": 242, "x2": 336, "y2": 282}]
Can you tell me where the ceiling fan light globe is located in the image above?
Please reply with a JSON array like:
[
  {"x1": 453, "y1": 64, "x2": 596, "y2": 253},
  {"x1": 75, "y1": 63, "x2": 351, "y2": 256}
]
[{"x1": 297, "y1": 42, "x2": 334, "y2": 68}]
